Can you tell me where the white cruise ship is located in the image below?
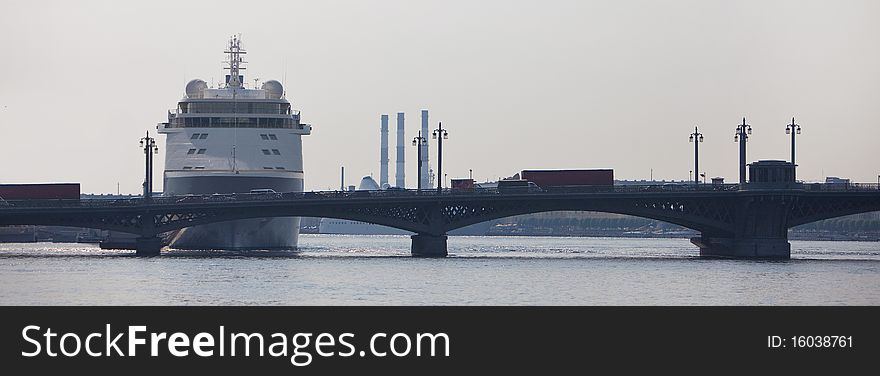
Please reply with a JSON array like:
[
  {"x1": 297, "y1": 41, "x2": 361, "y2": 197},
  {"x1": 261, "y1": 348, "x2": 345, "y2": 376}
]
[{"x1": 157, "y1": 35, "x2": 311, "y2": 249}]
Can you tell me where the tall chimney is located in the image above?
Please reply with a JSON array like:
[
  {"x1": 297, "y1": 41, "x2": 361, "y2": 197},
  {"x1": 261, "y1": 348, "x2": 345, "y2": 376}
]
[
  {"x1": 380, "y1": 114, "x2": 389, "y2": 187},
  {"x1": 340, "y1": 166, "x2": 344, "y2": 191},
  {"x1": 396, "y1": 112, "x2": 405, "y2": 188},
  {"x1": 420, "y1": 109, "x2": 430, "y2": 190}
]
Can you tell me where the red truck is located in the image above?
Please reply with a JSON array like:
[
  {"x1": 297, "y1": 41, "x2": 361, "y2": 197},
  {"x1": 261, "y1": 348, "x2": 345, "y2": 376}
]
[
  {"x1": 0, "y1": 183, "x2": 81, "y2": 200},
  {"x1": 520, "y1": 169, "x2": 613, "y2": 189}
]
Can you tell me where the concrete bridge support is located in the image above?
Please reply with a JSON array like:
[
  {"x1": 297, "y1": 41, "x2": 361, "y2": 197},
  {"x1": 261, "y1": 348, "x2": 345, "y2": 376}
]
[
  {"x1": 135, "y1": 236, "x2": 163, "y2": 257},
  {"x1": 690, "y1": 194, "x2": 793, "y2": 259},
  {"x1": 691, "y1": 236, "x2": 790, "y2": 259},
  {"x1": 411, "y1": 234, "x2": 448, "y2": 257}
]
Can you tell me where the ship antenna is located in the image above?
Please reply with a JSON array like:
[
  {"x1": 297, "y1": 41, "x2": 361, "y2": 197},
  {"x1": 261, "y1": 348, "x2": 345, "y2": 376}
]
[
  {"x1": 223, "y1": 34, "x2": 247, "y2": 89},
  {"x1": 282, "y1": 56, "x2": 287, "y2": 98}
]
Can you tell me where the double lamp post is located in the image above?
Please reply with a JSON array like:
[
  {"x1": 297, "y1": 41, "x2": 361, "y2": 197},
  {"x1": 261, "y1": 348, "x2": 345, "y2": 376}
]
[{"x1": 413, "y1": 122, "x2": 449, "y2": 192}]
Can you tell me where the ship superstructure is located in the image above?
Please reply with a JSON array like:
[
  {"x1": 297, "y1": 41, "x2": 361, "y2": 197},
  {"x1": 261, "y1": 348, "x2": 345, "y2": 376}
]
[{"x1": 157, "y1": 35, "x2": 311, "y2": 249}]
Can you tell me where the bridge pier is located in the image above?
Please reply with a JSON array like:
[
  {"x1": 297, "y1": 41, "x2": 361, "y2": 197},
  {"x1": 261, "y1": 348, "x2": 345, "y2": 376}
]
[
  {"x1": 411, "y1": 234, "x2": 448, "y2": 257},
  {"x1": 688, "y1": 192, "x2": 794, "y2": 259},
  {"x1": 135, "y1": 236, "x2": 163, "y2": 257},
  {"x1": 691, "y1": 236, "x2": 790, "y2": 259}
]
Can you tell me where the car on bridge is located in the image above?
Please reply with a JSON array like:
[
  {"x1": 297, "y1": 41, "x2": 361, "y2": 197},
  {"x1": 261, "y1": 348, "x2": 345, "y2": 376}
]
[
  {"x1": 110, "y1": 198, "x2": 140, "y2": 206},
  {"x1": 207, "y1": 193, "x2": 236, "y2": 202},
  {"x1": 281, "y1": 192, "x2": 306, "y2": 199},
  {"x1": 175, "y1": 195, "x2": 204, "y2": 204},
  {"x1": 497, "y1": 179, "x2": 543, "y2": 193},
  {"x1": 248, "y1": 189, "x2": 283, "y2": 200}
]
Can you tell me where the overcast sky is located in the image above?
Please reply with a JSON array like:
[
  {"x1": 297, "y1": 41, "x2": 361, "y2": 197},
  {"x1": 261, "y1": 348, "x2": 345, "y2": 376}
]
[{"x1": 1, "y1": 0, "x2": 878, "y2": 193}]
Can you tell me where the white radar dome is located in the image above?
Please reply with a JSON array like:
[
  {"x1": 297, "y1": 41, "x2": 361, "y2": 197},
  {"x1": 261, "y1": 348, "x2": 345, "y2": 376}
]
[
  {"x1": 358, "y1": 176, "x2": 380, "y2": 191},
  {"x1": 261, "y1": 80, "x2": 284, "y2": 99},
  {"x1": 185, "y1": 79, "x2": 207, "y2": 98}
]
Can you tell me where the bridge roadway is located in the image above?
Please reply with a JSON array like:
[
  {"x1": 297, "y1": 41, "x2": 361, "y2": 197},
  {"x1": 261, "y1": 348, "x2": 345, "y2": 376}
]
[{"x1": 1, "y1": 183, "x2": 879, "y2": 258}]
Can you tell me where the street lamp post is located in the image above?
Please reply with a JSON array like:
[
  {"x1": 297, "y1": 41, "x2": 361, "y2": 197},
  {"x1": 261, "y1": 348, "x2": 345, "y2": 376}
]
[
  {"x1": 412, "y1": 131, "x2": 427, "y2": 191},
  {"x1": 734, "y1": 117, "x2": 752, "y2": 185},
  {"x1": 786, "y1": 117, "x2": 802, "y2": 180},
  {"x1": 139, "y1": 131, "x2": 159, "y2": 201},
  {"x1": 689, "y1": 126, "x2": 704, "y2": 184},
  {"x1": 432, "y1": 122, "x2": 448, "y2": 192}
]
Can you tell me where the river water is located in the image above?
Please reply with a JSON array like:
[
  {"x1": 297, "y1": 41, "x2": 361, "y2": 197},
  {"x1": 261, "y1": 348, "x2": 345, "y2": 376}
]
[{"x1": 0, "y1": 235, "x2": 878, "y2": 305}]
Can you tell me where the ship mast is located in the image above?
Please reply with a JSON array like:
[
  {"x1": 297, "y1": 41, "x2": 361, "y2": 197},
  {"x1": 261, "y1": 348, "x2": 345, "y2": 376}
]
[
  {"x1": 224, "y1": 34, "x2": 247, "y2": 88},
  {"x1": 224, "y1": 34, "x2": 247, "y2": 173}
]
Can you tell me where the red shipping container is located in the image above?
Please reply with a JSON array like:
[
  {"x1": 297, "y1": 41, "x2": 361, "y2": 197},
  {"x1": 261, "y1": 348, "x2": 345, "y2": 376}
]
[
  {"x1": 451, "y1": 178, "x2": 475, "y2": 191},
  {"x1": 520, "y1": 169, "x2": 613, "y2": 188},
  {"x1": 0, "y1": 183, "x2": 81, "y2": 200}
]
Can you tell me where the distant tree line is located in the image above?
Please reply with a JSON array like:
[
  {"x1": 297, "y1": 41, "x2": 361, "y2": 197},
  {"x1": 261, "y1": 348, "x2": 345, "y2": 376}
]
[
  {"x1": 508, "y1": 214, "x2": 677, "y2": 230},
  {"x1": 793, "y1": 216, "x2": 880, "y2": 233}
]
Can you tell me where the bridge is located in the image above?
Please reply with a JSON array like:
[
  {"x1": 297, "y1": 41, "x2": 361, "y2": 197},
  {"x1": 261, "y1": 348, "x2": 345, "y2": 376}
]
[{"x1": 2, "y1": 182, "x2": 879, "y2": 259}]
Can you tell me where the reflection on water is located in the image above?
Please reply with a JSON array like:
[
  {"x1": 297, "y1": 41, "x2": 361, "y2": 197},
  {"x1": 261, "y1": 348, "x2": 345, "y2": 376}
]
[{"x1": 0, "y1": 235, "x2": 878, "y2": 305}]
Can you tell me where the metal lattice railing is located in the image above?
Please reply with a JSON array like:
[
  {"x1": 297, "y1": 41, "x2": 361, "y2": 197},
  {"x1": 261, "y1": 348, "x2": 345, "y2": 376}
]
[{"x1": 2, "y1": 183, "x2": 879, "y2": 209}]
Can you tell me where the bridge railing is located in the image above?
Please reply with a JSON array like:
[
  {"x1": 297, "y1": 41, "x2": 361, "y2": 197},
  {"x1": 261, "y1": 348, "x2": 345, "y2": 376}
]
[
  {"x1": 802, "y1": 183, "x2": 880, "y2": 191},
  {"x1": 2, "y1": 183, "x2": 879, "y2": 209}
]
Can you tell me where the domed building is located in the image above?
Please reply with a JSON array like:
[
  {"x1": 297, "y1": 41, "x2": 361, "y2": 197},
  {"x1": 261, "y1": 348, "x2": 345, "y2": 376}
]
[{"x1": 358, "y1": 176, "x2": 380, "y2": 191}]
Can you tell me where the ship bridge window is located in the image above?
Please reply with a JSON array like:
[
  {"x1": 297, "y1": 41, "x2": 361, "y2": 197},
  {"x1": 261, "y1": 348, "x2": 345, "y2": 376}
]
[
  {"x1": 263, "y1": 167, "x2": 274, "y2": 170},
  {"x1": 262, "y1": 149, "x2": 271, "y2": 155},
  {"x1": 214, "y1": 118, "x2": 234, "y2": 127},
  {"x1": 183, "y1": 166, "x2": 193, "y2": 170},
  {"x1": 199, "y1": 133, "x2": 208, "y2": 139},
  {"x1": 269, "y1": 134, "x2": 278, "y2": 140},
  {"x1": 194, "y1": 166, "x2": 206, "y2": 170},
  {"x1": 275, "y1": 167, "x2": 286, "y2": 170},
  {"x1": 187, "y1": 148, "x2": 197, "y2": 155},
  {"x1": 197, "y1": 149, "x2": 206, "y2": 154},
  {"x1": 189, "y1": 102, "x2": 239, "y2": 114},
  {"x1": 260, "y1": 134, "x2": 269, "y2": 140},
  {"x1": 257, "y1": 118, "x2": 287, "y2": 128},
  {"x1": 175, "y1": 117, "x2": 295, "y2": 129},
  {"x1": 190, "y1": 133, "x2": 201, "y2": 139},
  {"x1": 184, "y1": 118, "x2": 210, "y2": 127},
  {"x1": 236, "y1": 118, "x2": 256, "y2": 127},
  {"x1": 272, "y1": 149, "x2": 281, "y2": 155},
  {"x1": 188, "y1": 102, "x2": 286, "y2": 114}
]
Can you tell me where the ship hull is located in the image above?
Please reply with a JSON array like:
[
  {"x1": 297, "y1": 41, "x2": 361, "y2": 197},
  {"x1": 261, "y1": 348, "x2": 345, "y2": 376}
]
[{"x1": 164, "y1": 174, "x2": 303, "y2": 250}]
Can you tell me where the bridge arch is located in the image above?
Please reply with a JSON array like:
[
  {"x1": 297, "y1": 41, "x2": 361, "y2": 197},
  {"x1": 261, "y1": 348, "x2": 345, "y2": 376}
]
[
  {"x1": 787, "y1": 195, "x2": 880, "y2": 228},
  {"x1": 0, "y1": 193, "x2": 745, "y2": 239},
  {"x1": 139, "y1": 194, "x2": 741, "y2": 239},
  {"x1": 476, "y1": 210, "x2": 691, "y2": 235}
]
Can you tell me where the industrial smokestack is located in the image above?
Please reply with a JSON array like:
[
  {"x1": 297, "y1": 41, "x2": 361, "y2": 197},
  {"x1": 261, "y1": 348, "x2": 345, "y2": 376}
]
[
  {"x1": 380, "y1": 114, "x2": 389, "y2": 187},
  {"x1": 340, "y1": 166, "x2": 344, "y2": 191},
  {"x1": 420, "y1": 109, "x2": 430, "y2": 190},
  {"x1": 396, "y1": 112, "x2": 405, "y2": 188}
]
